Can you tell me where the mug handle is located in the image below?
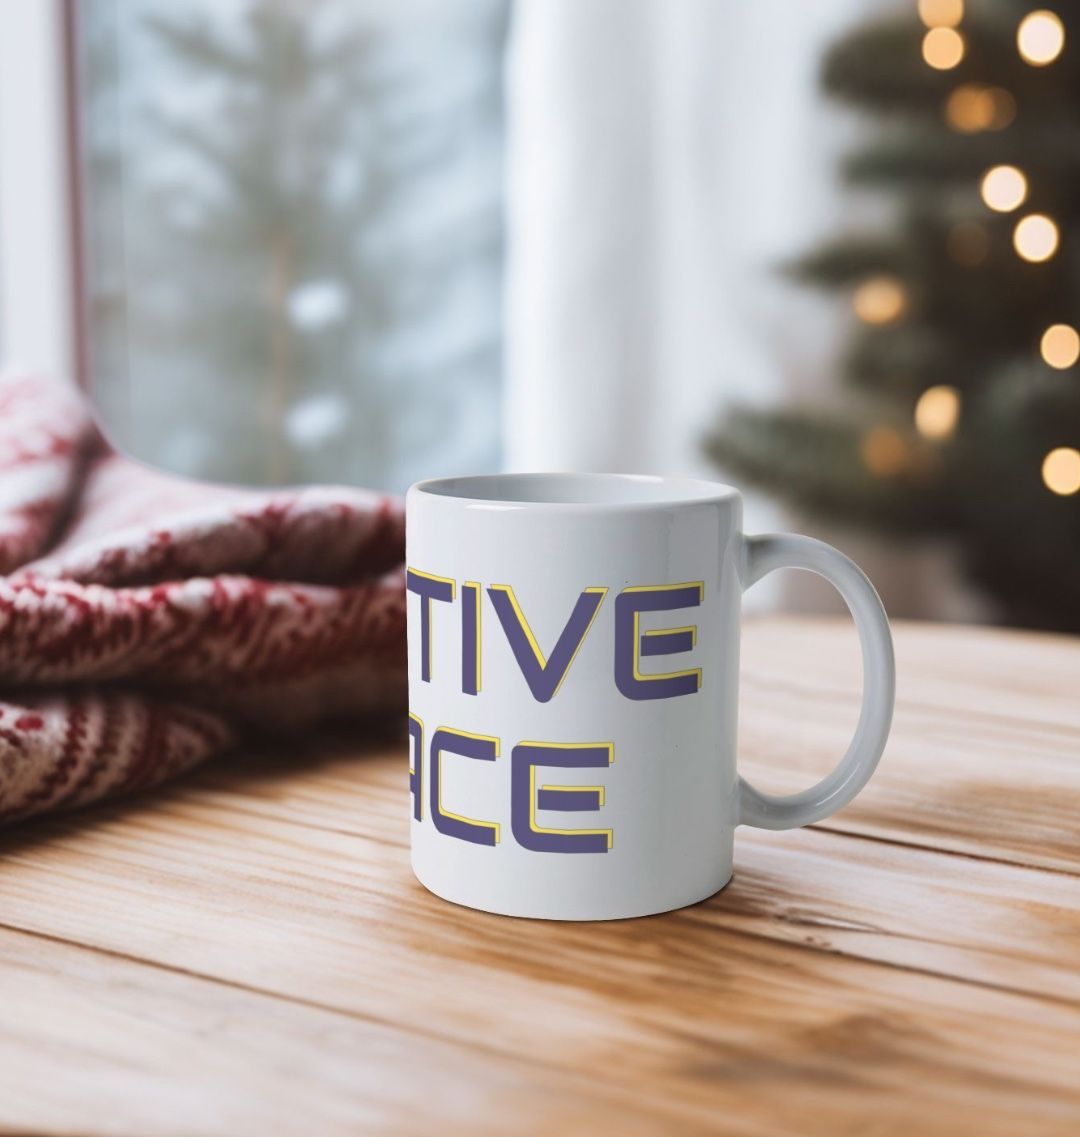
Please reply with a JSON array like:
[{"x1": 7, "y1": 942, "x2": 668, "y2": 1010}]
[{"x1": 736, "y1": 533, "x2": 895, "y2": 830}]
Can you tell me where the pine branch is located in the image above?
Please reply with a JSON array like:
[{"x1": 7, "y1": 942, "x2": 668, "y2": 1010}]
[
  {"x1": 786, "y1": 237, "x2": 909, "y2": 285},
  {"x1": 953, "y1": 363, "x2": 1080, "y2": 629},
  {"x1": 821, "y1": 13, "x2": 1053, "y2": 113},
  {"x1": 790, "y1": 209, "x2": 1066, "y2": 359},
  {"x1": 847, "y1": 131, "x2": 1080, "y2": 188},
  {"x1": 704, "y1": 406, "x2": 951, "y2": 533}
]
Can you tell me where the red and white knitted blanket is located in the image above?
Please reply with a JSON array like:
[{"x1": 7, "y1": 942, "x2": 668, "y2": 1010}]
[{"x1": 0, "y1": 373, "x2": 406, "y2": 824}]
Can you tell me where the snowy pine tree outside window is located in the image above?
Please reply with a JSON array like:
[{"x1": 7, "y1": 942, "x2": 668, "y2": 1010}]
[{"x1": 75, "y1": 0, "x2": 507, "y2": 490}]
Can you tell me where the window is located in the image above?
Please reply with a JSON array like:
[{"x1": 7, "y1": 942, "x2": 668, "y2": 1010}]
[{"x1": 74, "y1": 0, "x2": 507, "y2": 490}]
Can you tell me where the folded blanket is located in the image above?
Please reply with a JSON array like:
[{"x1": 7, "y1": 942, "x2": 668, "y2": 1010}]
[{"x1": 0, "y1": 373, "x2": 406, "y2": 823}]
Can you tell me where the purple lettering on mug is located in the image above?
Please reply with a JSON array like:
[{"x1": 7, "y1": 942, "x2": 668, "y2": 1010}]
[
  {"x1": 487, "y1": 584, "x2": 607, "y2": 703},
  {"x1": 408, "y1": 712, "x2": 424, "y2": 821},
  {"x1": 461, "y1": 581, "x2": 482, "y2": 696},
  {"x1": 639, "y1": 625, "x2": 696, "y2": 657},
  {"x1": 511, "y1": 742, "x2": 613, "y2": 853},
  {"x1": 536, "y1": 786, "x2": 603, "y2": 811},
  {"x1": 430, "y1": 727, "x2": 501, "y2": 846},
  {"x1": 406, "y1": 568, "x2": 455, "y2": 682},
  {"x1": 615, "y1": 583, "x2": 704, "y2": 701}
]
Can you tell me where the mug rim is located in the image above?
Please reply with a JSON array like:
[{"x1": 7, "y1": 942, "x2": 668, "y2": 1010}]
[{"x1": 408, "y1": 471, "x2": 740, "y2": 511}]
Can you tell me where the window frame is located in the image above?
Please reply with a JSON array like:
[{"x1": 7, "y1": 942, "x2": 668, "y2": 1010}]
[{"x1": 0, "y1": 0, "x2": 83, "y2": 384}]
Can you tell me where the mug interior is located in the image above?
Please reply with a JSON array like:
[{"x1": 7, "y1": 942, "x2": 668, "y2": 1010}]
[{"x1": 412, "y1": 472, "x2": 737, "y2": 507}]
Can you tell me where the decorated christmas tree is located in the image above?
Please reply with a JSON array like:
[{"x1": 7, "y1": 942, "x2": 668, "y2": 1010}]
[{"x1": 707, "y1": 0, "x2": 1080, "y2": 632}]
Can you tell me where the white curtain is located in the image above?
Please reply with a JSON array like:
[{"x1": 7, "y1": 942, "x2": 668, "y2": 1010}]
[{"x1": 504, "y1": 0, "x2": 871, "y2": 529}]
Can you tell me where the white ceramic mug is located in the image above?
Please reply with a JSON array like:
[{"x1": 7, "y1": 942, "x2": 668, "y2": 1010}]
[{"x1": 405, "y1": 473, "x2": 894, "y2": 920}]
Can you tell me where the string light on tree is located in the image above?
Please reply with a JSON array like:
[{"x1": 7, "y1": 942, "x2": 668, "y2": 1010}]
[
  {"x1": 980, "y1": 165, "x2": 1027, "y2": 212},
  {"x1": 860, "y1": 427, "x2": 909, "y2": 477},
  {"x1": 852, "y1": 276, "x2": 907, "y2": 324},
  {"x1": 947, "y1": 220, "x2": 990, "y2": 265},
  {"x1": 923, "y1": 25, "x2": 965, "y2": 69},
  {"x1": 1017, "y1": 9, "x2": 1065, "y2": 66},
  {"x1": 1013, "y1": 213, "x2": 1059, "y2": 261},
  {"x1": 914, "y1": 386, "x2": 961, "y2": 439},
  {"x1": 918, "y1": 0, "x2": 963, "y2": 27},
  {"x1": 1040, "y1": 324, "x2": 1080, "y2": 369},
  {"x1": 1042, "y1": 447, "x2": 1080, "y2": 495},
  {"x1": 944, "y1": 84, "x2": 1016, "y2": 132}
]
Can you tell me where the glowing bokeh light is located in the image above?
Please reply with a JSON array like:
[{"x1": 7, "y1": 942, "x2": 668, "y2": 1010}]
[
  {"x1": 1013, "y1": 214, "x2": 1059, "y2": 262},
  {"x1": 914, "y1": 386, "x2": 961, "y2": 440},
  {"x1": 861, "y1": 427, "x2": 909, "y2": 477},
  {"x1": 1017, "y1": 10, "x2": 1065, "y2": 66},
  {"x1": 980, "y1": 165, "x2": 1028, "y2": 212},
  {"x1": 923, "y1": 26, "x2": 966, "y2": 68},
  {"x1": 853, "y1": 276, "x2": 907, "y2": 325},
  {"x1": 944, "y1": 84, "x2": 1016, "y2": 132},
  {"x1": 1042, "y1": 447, "x2": 1080, "y2": 495},
  {"x1": 1040, "y1": 324, "x2": 1080, "y2": 369},
  {"x1": 919, "y1": 0, "x2": 964, "y2": 27}
]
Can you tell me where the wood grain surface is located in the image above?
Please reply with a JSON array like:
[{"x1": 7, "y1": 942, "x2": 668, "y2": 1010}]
[{"x1": 0, "y1": 617, "x2": 1077, "y2": 1136}]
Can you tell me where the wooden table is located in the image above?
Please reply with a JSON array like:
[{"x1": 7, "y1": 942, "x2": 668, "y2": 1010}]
[{"x1": 1, "y1": 617, "x2": 1078, "y2": 1136}]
